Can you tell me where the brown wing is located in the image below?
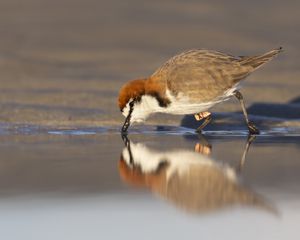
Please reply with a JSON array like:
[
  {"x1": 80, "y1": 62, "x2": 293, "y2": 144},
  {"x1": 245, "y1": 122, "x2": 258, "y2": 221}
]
[{"x1": 152, "y1": 49, "x2": 253, "y2": 103}]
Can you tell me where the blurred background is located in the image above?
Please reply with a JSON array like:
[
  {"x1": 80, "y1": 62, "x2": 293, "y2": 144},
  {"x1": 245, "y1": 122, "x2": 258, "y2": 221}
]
[{"x1": 0, "y1": 0, "x2": 299, "y2": 126}]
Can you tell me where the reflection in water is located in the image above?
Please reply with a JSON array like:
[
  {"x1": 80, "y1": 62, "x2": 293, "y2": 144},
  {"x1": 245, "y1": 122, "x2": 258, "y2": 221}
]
[{"x1": 119, "y1": 135, "x2": 276, "y2": 214}]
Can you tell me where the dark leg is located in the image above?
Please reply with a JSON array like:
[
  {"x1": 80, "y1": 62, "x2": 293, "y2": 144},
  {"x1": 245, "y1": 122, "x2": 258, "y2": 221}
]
[
  {"x1": 234, "y1": 91, "x2": 259, "y2": 135},
  {"x1": 236, "y1": 135, "x2": 256, "y2": 173},
  {"x1": 196, "y1": 115, "x2": 212, "y2": 133}
]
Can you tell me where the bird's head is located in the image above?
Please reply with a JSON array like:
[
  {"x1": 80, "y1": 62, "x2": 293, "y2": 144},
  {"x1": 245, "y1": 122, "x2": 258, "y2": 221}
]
[{"x1": 118, "y1": 79, "x2": 150, "y2": 132}]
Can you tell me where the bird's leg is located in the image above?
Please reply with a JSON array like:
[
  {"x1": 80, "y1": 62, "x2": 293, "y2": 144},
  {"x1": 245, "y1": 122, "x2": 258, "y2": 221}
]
[
  {"x1": 233, "y1": 91, "x2": 259, "y2": 135},
  {"x1": 236, "y1": 135, "x2": 256, "y2": 173},
  {"x1": 194, "y1": 112, "x2": 212, "y2": 133}
]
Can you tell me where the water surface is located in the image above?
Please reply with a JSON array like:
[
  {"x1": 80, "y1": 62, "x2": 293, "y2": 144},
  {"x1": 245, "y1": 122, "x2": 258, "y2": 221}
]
[{"x1": 0, "y1": 127, "x2": 299, "y2": 240}]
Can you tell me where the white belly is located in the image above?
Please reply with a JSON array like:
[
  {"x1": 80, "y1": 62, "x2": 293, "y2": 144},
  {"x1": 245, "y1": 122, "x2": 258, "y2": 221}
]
[
  {"x1": 161, "y1": 86, "x2": 238, "y2": 115},
  {"x1": 161, "y1": 100, "x2": 216, "y2": 115}
]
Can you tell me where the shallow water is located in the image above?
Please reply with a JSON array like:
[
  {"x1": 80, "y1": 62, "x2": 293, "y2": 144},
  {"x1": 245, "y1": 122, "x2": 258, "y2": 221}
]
[{"x1": 0, "y1": 126, "x2": 299, "y2": 240}]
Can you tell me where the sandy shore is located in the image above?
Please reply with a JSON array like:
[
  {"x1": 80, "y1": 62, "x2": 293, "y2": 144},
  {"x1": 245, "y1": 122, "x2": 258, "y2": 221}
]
[{"x1": 0, "y1": 0, "x2": 299, "y2": 128}]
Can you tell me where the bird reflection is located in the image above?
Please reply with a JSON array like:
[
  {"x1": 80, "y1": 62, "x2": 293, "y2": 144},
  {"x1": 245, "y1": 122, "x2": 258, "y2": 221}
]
[{"x1": 119, "y1": 134, "x2": 276, "y2": 214}]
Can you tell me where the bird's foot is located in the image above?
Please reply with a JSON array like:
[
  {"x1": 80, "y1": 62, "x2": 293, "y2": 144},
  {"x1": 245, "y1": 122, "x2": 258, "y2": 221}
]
[
  {"x1": 248, "y1": 121, "x2": 260, "y2": 135},
  {"x1": 195, "y1": 128, "x2": 202, "y2": 134}
]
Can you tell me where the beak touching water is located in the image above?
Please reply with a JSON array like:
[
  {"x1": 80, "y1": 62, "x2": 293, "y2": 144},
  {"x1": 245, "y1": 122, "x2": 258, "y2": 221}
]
[{"x1": 121, "y1": 101, "x2": 134, "y2": 133}]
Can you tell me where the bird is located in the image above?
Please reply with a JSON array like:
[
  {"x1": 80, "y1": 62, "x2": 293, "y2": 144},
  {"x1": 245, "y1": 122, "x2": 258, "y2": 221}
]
[
  {"x1": 118, "y1": 47, "x2": 282, "y2": 134},
  {"x1": 119, "y1": 135, "x2": 276, "y2": 214}
]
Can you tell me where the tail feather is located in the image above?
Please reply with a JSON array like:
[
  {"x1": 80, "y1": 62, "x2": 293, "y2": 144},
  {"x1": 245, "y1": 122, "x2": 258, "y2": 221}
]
[{"x1": 239, "y1": 47, "x2": 283, "y2": 69}]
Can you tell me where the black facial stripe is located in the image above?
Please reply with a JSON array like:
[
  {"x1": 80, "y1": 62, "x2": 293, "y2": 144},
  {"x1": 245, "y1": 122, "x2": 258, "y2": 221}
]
[{"x1": 147, "y1": 92, "x2": 171, "y2": 108}]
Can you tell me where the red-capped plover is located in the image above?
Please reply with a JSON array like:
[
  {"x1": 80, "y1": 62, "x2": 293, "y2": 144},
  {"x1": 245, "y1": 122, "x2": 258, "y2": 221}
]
[
  {"x1": 118, "y1": 135, "x2": 275, "y2": 214},
  {"x1": 118, "y1": 47, "x2": 282, "y2": 134}
]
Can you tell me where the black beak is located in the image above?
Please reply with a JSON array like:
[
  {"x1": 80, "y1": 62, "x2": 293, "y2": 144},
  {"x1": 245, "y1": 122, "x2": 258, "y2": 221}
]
[
  {"x1": 122, "y1": 114, "x2": 131, "y2": 133},
  {"x1": 121, "y1": 103, "x2": 134, "y2": 133}
]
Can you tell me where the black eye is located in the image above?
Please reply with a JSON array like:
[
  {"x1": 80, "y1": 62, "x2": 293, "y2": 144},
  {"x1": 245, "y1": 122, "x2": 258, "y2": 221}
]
[{"x1": 129, "y1": 100, "x2": 134, "y2": 108}]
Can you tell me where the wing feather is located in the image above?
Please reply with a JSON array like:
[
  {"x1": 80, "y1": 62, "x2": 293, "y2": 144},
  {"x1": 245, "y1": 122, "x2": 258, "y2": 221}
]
[{"x1": 151, "y1": 49, "x2": 252, "y2": 103}]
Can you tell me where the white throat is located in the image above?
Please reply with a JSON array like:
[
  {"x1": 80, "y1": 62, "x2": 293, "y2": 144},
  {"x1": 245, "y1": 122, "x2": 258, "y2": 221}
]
[{"x1": 122, "y1": 95, "x2": 162, "y2": 123}]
